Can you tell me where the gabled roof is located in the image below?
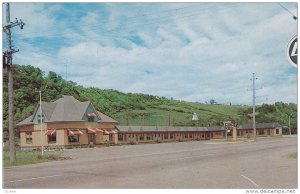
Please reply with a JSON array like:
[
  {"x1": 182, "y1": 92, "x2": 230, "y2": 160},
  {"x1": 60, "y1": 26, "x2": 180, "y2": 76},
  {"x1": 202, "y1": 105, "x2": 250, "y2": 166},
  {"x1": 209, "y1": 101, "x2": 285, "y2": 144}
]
[
  {"x1": 96, "y1": 111, "x2": 118, "y2": 123},
  {"x1": 17, "y1": 95, "x2": 117, "y2": 126},
  {"x1": 16, "y1": 115, "x2": 33, "y2": 126},
  {"x1": 49, "y1": 96, "x2": 90, "y2": 122},
  {"x1": 238, "y1": 122, "x2": 281, "y2": 129}
]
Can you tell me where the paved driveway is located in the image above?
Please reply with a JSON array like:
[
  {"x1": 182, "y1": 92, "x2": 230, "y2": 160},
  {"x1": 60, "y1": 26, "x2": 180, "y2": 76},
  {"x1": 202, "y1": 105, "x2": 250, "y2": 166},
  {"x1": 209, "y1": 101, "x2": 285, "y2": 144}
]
[{"x1": 3, "y1": 137, "x2": 297, "y2": 189}]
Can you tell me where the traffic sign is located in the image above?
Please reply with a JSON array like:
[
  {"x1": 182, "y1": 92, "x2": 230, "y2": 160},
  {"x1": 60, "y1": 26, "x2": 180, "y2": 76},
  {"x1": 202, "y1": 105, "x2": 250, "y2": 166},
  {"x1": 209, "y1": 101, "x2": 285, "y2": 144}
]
[{"x1": 287, "y1": 35, "x2": 297, "y2": 68}]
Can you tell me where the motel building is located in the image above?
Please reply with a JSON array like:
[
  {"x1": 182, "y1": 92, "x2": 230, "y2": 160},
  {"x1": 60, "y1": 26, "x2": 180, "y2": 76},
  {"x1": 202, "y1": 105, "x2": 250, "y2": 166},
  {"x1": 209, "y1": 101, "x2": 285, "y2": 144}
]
[
  {"x1": 17, "y1": 95, "x2": 283, "y2": 149},
  {"x1": 17, "y1": 95, "x2": 118, "y2": 149}
]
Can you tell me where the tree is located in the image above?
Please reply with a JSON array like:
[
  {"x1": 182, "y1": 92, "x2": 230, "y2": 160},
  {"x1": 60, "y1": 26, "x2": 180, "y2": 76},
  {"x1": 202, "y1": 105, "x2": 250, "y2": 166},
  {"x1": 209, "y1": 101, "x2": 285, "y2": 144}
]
[{"x1": 209, "y1": 99, "x2": 217, "y2": 104}]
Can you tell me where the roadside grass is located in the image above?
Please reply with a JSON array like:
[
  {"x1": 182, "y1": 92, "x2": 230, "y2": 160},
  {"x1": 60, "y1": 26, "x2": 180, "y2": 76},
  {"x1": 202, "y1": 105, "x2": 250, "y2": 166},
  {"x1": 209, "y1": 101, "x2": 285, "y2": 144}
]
[
  {"x1": 3, "y1": 149, "x2": 71, "y2": 167},
  {"x1": 286, "y1": 152, "x2": 297, "y2": 159}
]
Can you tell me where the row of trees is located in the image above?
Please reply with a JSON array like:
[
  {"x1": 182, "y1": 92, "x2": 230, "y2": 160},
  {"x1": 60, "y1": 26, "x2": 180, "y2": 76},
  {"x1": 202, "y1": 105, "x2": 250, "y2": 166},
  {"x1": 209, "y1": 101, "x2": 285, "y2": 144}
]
[{"x1": 3, "y1": 64, "x2": 297, "y2": 134}]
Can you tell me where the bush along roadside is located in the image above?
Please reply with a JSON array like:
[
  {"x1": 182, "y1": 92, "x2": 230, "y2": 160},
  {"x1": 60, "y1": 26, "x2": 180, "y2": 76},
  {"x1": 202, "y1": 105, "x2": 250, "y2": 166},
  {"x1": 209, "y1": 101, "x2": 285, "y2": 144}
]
[{"x1": 3, "y1": 150, "x2": 71, "y2": 167}]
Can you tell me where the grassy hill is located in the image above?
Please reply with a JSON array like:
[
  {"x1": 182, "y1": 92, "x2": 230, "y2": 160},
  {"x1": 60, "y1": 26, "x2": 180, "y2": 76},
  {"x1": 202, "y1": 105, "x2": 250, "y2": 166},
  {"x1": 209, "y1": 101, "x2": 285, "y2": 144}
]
[{"x1": 2, "y1": 65, "x2": 297, "y2": 132}]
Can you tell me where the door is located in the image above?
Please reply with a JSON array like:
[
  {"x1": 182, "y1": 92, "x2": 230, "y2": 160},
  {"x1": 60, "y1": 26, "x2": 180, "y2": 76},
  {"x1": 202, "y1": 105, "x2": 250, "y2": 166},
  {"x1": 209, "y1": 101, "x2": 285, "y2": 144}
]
[
  {"x1": 89, "y1": 134, "x2": 95, "y2": 144},
  {"x1": 267, "y1": 129, "x2": 270, "y2": 136}
]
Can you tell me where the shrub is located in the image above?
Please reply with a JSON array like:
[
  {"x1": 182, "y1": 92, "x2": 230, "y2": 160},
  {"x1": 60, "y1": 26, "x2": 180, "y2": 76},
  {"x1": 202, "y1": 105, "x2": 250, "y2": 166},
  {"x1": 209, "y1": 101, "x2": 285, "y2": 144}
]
[
  {"x1": 88, "y1": 143, "x2": 95, "y2": 148},
  {"x1": 130, "y1": 140, "x2": 136, "y2": 145}
]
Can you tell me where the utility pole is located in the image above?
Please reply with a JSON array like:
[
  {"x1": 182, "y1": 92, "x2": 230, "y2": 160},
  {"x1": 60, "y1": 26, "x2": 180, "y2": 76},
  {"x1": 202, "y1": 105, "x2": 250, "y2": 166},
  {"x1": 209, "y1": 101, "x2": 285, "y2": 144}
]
[
  {"x1": 288, "y1": 115, "x2": 291, "y2": 135},
  {"x1": 3, "y1": 3, "x2": 25, "y2": 163},
  {"x1": 168, "y1": 111, "x2": 171, "y2": 126},
  {"x1": 251, "y1": 73, "x2": 258, "y2": 141},
  {"x1": 65, "y1": 62, "x2": 68, "y2": 81},
  {"x1": 140, "y1": 113, "x2": 144, "y2": 126}
]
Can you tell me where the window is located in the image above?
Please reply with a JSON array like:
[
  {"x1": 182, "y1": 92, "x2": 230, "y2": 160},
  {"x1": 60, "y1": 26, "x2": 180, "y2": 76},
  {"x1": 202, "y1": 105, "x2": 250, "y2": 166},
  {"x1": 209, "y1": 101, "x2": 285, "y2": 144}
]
[
  {"x1": 68, "y1": 135, "x2": 79, "y2": 143},
  {"x1": 207, "y1": 133, "x2": 210, "y2": 137},
  {"x1": 26, "y1": 132, "x2": 32, "y2": 144},
  {"x1": 189, "y1": 134, "x2": 192, "y2": 138},
  {"x1": 201, "y1": 134, "x2": 204, "y2": 138},
  {"x1": 164, "y1": 134, "x2": 168, "y2": 139},
  {"x1": 48, "y1": 135, "x2": 56, "y2": 143},
  {"x1": 276, "y1": 128, "x2": 279, "y2": 134},
  {"x1": 140, "y1": 135, "x2": 144, "y2": 140},
  {"x1": 185, "y1": 134, "x2": 188, "y2": 138},
  {"x1": 259, "y1": 130, "x2": 264, "y2": 135},
  {"x1": 37, "y1": 115, "x2": 44, "y2": 123},
  {"x1": 87, "y1": 113, "x2": 95, "y2": 122},
  {"x1": 170, "y1": 134, "x2": 174, "y2": 139},
  {"x1": 146, "y1": 136, "x2": 151, "y2": 140},
  {"x1": 118, "y1": 135, "x2": 123, "y2": 141}
]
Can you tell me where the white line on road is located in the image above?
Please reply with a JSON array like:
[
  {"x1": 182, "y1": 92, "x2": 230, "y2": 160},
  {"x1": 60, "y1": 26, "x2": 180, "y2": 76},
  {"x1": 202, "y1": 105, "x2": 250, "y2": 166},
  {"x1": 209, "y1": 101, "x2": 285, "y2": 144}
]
[
  {"x1": 241, "y1": 174, "x2": 260, "y2": 188},
  {"x1": 165, "y1": 154, "x2": 215, "y2": 162},
  {"x1": 5, "y1": 174, "x2": 63, "y2": 183}
]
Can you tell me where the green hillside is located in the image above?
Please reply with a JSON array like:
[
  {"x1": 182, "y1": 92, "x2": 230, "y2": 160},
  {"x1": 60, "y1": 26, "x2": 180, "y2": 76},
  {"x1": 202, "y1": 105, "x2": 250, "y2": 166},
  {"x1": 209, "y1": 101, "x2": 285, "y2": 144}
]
[{"x1": 2, "y1": 65, "x2": 297, "y2": 133}]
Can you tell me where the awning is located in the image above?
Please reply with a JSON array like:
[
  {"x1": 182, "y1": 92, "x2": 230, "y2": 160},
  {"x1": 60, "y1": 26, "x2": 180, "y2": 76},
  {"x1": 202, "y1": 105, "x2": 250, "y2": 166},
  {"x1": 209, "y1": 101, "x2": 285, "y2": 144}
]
[
  {"x1": 95, "y1": 128, "x2": 104, "y2": 132},
  {"x1": 87, "y1": 113, "x2": 96, "y2": 117},
  {"x1": 68, "y1": 129, "x2": 83, "y2": 136},
  {"x1": 87, "y1": 128, "x2": 104, "y2": 133},
  {"x1": 87, "y1": 128, "x2": 97, "y2": 134},
  {"x1": 45, "y1": 130, "x2": 56, "y2": 136},
  {"x1": 103, "y1": 130, "x2": 117, "y2": 135}
]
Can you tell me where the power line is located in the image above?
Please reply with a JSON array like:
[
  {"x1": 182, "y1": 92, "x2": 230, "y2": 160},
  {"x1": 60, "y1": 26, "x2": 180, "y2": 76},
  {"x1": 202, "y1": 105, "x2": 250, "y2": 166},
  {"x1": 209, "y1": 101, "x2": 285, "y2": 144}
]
[
  {"x1": 14, "y1": 4, "x2": 204, "y2": 37},
  {"x1": 14, "y1": 3, "x2": 242, "y2": 41},
  {"x1": 277, "y1": 3, "x2": 297, "y2": 20}
]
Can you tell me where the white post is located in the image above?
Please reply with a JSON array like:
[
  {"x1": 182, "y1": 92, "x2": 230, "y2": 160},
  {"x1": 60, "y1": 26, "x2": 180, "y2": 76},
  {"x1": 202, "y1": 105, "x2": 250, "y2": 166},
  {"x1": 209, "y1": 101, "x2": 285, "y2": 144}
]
[{"x1": 39, "y1": 90, "x2": 43, "y2": 155}]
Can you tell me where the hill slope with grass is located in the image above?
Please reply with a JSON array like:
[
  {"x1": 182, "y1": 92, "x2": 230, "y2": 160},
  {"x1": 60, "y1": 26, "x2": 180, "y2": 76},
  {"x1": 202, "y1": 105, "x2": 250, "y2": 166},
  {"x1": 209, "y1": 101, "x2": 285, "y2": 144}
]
[{"x1": 3, "y1": 65, "x2": 297, "y2": 132}]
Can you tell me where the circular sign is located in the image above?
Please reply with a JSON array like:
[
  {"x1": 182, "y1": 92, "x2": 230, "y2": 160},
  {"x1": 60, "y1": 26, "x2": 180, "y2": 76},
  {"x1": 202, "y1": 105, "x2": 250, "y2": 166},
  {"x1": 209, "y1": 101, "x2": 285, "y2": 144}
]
[{"x1": 287, "y1": 35, "x2": 297, "y2": 68}]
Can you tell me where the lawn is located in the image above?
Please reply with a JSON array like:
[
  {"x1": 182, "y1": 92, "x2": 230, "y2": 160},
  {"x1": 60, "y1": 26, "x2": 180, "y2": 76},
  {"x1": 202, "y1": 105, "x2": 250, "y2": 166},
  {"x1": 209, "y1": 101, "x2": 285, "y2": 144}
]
[
  {"x1": 3, "y1": 149, "x2": 70, "y2": 167},
  {"x1": 287, "y1": 152, "x2": 297, "y2": 159}
]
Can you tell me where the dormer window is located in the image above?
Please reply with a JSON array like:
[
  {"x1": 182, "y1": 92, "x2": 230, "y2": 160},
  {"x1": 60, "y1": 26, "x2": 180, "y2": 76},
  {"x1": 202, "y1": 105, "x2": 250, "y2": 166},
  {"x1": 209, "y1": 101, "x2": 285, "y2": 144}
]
[
  {"x1": 87, "y1": 113, "x2": 96, "y2": 122},
  {"x1": 37, "y1": 114, "x2": 44, "y2": 123}
]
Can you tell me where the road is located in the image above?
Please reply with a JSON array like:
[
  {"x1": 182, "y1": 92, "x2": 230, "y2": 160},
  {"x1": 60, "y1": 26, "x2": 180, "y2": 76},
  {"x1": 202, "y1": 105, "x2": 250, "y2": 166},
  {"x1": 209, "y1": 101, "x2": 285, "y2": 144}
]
[{"x1": 3, "y1": 137, "x2": 297, "y2": 189}]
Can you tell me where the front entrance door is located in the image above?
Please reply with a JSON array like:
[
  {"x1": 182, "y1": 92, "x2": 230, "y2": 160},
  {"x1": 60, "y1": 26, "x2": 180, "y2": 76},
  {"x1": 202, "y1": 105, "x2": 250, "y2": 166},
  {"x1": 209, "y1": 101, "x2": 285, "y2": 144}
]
[{"x1": 89, "y1": 134, "x2": 95, "y2": 144}]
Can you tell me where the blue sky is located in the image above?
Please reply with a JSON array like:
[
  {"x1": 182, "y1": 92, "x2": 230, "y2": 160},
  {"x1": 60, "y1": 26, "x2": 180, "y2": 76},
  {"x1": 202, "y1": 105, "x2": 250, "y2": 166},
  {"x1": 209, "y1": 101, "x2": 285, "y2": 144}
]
[{"x1": 3, "y1": 2, "x2": 298, "y2": 105}]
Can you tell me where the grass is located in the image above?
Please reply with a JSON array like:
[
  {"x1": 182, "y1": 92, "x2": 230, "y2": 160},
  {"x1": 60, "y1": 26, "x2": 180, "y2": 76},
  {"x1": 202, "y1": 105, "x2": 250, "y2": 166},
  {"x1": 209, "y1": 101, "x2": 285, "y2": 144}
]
[
  {"x1": 287, "y1": 152, "x2": 297, "y2": 159},
  {"x1": 113, "y1": 100, "x2": 245, "y2": 126},
  {"x1": 3, "y1": 149, "x2": 71, "y2": 167}
]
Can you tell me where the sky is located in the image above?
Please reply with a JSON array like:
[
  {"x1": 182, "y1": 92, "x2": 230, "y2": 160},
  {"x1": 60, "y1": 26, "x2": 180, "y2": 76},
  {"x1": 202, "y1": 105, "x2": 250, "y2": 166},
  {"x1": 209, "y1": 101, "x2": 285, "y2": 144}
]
[{"x1": 2, "y1": 2, "x2": 298, "y2": 105}]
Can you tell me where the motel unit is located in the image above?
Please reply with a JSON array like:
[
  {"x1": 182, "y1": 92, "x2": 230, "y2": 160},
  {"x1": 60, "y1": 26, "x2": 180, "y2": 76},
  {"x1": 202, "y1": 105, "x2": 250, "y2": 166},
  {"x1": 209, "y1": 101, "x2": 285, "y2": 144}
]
[
  {"x1": 115, "y1": 126, "x2": 224, "y2": 144},
  {"x1": 237, "y1": 123, "x2": 282, "y2": 138}
]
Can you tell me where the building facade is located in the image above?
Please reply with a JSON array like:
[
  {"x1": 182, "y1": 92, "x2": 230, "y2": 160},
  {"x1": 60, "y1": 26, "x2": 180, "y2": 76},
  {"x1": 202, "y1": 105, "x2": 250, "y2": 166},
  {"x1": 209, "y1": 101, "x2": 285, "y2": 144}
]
[
  {"x1": 17, "y1": 96, "x2": 283, "y2": 149},
  {"x1": 17, "y1": 95, "x2": 118, "y2": 149},
  {"x1": 115, "y1": 126, "x2": 224, "y2": 144},
  {"x1": 237, "y1": 123, "x2": 282, "y2": 138}
]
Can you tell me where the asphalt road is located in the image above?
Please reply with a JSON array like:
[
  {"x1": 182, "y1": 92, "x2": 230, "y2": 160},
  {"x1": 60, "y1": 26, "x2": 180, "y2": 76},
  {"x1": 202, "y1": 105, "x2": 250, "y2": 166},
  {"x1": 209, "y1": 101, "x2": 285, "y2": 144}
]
[{"x1": 3, "y1": 137, "x2": 297, "y2": 189}]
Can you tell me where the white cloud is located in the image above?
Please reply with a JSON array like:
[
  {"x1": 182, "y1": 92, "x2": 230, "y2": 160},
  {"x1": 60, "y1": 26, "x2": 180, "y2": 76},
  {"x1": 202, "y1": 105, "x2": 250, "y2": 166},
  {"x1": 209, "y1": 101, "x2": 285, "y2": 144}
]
[{"x1": 8, "y1": 3, "x2": 297, "y2": 105}]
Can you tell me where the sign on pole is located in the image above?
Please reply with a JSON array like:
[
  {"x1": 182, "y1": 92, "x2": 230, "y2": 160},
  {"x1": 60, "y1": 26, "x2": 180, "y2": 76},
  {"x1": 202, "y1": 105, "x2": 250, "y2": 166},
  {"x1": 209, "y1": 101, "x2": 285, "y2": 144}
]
[{"x1": 287, "y1": 35, "x2": 297, "y2": 68}]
